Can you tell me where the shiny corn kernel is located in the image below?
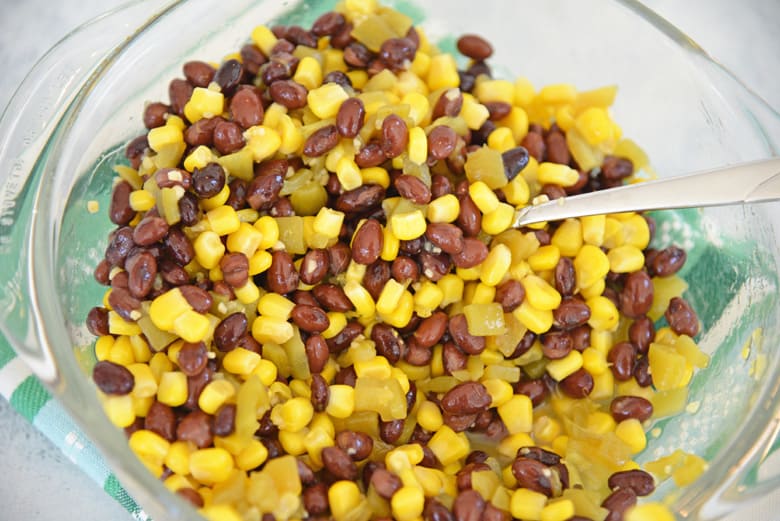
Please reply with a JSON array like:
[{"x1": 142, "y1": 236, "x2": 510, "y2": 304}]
[
  {"x1": 128, "y1": 363, "x2": 157, "y2": 399},
  {"x1": 250, "y1": 25, "x2": 278, "y2": 55},
  {"x1": 252, "y1": 359, "x2": 278, "y2": 386},
  {"x1": 514, "y1": 77, "x2": 536, "y2": 106},
  {"x1": 391, "y1": 486, "x2": 425, "y2": 521},
  {"x1": 254, "y1": 215, "x2": 280, "y2": 250},
  {"x1": 587, "y1": 295, "x2": 620, "y2": 331},
  {"x1": 108, "y1": 335, "x2": 135, "y2": 366},
  {"x1": 361, "y1": 166, "x2": 390, "y2": 188},
  {"x1": 615, "y1": 419, "x2": 647, "y2": 453},
  {"x1": 108, "y1": 311, "x2": 142, "y2": 336},
  {"x1": 248, "y1": 250, "x2": 272, "y2": 276},
  {"x1": 147, "y1": 124, "x2": 183, "y2": 152},
  {"x1": 461, "y1": 93, "x2": 490, "y2": 130},
  {"x1": 484, "y1": 379, "x2": 514, "y2": 407},
  {"x1": 551, "y1": 218, "x2": 583, "y2": 257},
  {"x1": 183, "y1": 144, "x2": 216, "y2": 172},
  {"x1": 503, "y1": 174, "x2": 531, "y2": 205},
  {"x1": 223, "y1": 348, "x2": 262, "y2": 376},
  {"x1": 252, "y1": 315, "x2": 294, "y2": 344},
  {"x1": 271, "y1": 397, "x2": 314, "y2": 433},
  {"x1": 428, "y1": 426, "x2": 470, "y2": 466},
  {"x1": 581, "y1": 214, "x2": 606, "y2": 246},
  {"x1": 129, "y1": 190, "x2": 156, "y2": 212},
  {"x1": 129, "y1": 335, "x2": 151, "y2": 363},
  {"x1": 582, "y1": 347, "x2": 608, "y2": 376},
  {"x1": 207, "y1": 205, "x2": 241, "y2": 236},
  {"x1": 416, "y1": 400, "x2": 444, "y2": 432},
  {"x1": 194, "y1": 230, "x2": 226, "y2": 270},
  {"x1": 257, "y1": 292, "x2": 295, "y2": 319},
  {"x1": 226, "y1": 222, "x2": 263, "y2": 256},
  {"x1": 173, "y1": 309, "x2": 210, "y2": 343},
  {"x1": 245, "y1": 125, "x2": 282, "y2": 163},
  {"x1": 426, "y1": 54, "x2": 459, "y2": 91},
  {"x1": 512, "y1": 300, "x2": 553, "y2": 334},
  {"x1": 511, "y1": 488, "x2": 548, "y2": 520},
  {"x1": 539, "y1": 83, "x2": 577, "y2": 105},
  {"x1": 335, "y1": 156, "x2": 363, "y2": 191},
  {"x1": 200, "y1": 183, "x2": 230, "y2": 211},
  {"x1": 157, "y1": 371, "x2": 188, "y2": 407},
  {"x1": 607, "y1": 245, "x2": 645, "y2": 273},
  {"x1": 498, "y1": 394, "x2": 533, "y2": 434},
  {"x1": 322, "y1": 312, "x2": 347, "y2": 339},
  {"x1": 326, "y1": 384, "x2": 355, "y2": 419},
  {"x1": 380, "y1": 226, "x2": 400, "y2": 261},
  {"x1": 235, "y1": 439, "x2": 269, "y2": 471},
  {"x1": 94, "y1": 335, "x2": 114, "y2": 361},
  {"x1": 540, "y1": 499, "x2": 575, "y2": 521},
  {"x1": 381, "y1": 290, "x2": 414, "y2": 328},
  {"x1": 129, "y1": 429, "x2": 170, "y2": 468},
  {"x1": 103, "y1": 394, "x2": 135, "y2": 428},
  {"x1": 414, "y1": 280, "x2": 444, "y2": 313},
  {"x1": 480, "y1": 244, "x2": 512, "y2": 287},
  {"x1": 407, "y1": 126, "x2": 427, "y2": 164},
  {"x1": 438, "y1": 274, "x2": 465, "y2": 308},
  {"x1": 190, "y1": 447, "x2": 234, "y2": 484},
  {"x1": 469, "y1": 181, "x2": 499, "y2": 214},
  {"x1": 293, "y1": 56, "x2": 322, "y2": 90},
  {"x1": 184, "y1": 87, "x2": 225, "y2": 123},
  {"x1": 344, "y1": 280, "x2": 376, "y2": 318},
  {"x1": 533, "y1": 416, "x2": 562, "y2": 445},
  {"x1": 575, "y1": 107, "x2": 615, "y2": 145},
  {"x1": 528, "y1": 245, "x2": 561, "y2": 272},
  {"x1": 574, "y1": 244, "x2": 610, "y2": 289},
  {"x1": 427, "y1": 194, "x2": 460, "y2": 223},
  {"x1": 198, "y1": 379, "x2": 236, "y2": 414},
  {"x1": 498, "y1": 432, "x2": 536, "y2": 459},
  {"x1": 390, "y1": 210, "x2": 427, "y2": 240},
  {"x1": 329, "y1": 481, "x2": 365, "y2": 521},
  {"x1": 307, "y1": 83, "x2": 349, "y2": 119},
  {"x1": 538, "y1": 162, "x2": 580, "y2": 187},
  {"x1": 233, "y1": 279, "x2": 259, "y2": 304},
  {"x1": 165, "y1": 441, "x2": 192, "y2": 476},
  {"x1": 313, "y1": 207, "x2": 345, "y2": 239},
  {"x1": 487, "y1": 126, "x2": 515, "y2": 152},
  {"x1": 401, "y1": 92, "x2": 430, "y2": 126},
  {"x1": 482, "y1": 202, "x2": 515, "y2": 235},
  {"x1": 521, "y1": 274, "x2": 561, "y2": 310},
  {"x1": 475, "y1": 78, "x2": 514, "y2": 104},
  {"x1": 546, "y1": 350, "x2": 584, "y2": 381}
]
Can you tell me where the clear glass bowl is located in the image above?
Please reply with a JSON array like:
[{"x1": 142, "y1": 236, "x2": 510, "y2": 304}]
[{"x1": 1, "y1": 0, "x2": 779, "y2": 519}]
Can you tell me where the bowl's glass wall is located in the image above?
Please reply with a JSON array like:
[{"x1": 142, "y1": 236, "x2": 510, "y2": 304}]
[{"x1": 39, "y1": 0, "x2": 780, "y2": 518}]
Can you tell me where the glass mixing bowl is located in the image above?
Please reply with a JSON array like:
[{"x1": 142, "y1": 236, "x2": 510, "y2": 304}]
[{"x1": 1, "y1": 0, "x2": 779, "y2": 519}]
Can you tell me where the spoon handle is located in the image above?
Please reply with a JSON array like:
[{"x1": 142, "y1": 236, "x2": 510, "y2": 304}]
[{"x1": 513, "y1": 157, "x2": 780, "y2": 227}]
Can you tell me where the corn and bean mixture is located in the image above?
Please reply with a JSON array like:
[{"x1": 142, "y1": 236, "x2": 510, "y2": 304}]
[{"x1": 86, "y1": 2, "x2": 710, "y2": 520}]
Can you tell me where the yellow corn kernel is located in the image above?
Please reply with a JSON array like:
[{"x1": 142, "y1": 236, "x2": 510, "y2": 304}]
[
  {"x1": 184, "y1": 87, "x2": 224, "y2": 123},
  {"x1": 128, "y1": 189, "x2": 156, "y2": 212},
  {"x1": 511, "y1": 488, "x2": 548, "y2": 521},
  {"x1": 108, "y1": 335, "x2": 135, "y2": 366},
  {"x1": 245, "y1": 125, "x2": 282, "y2": 163},
  {"x1": 587, "y1": 295, "x2": 620, "y2": 331},
  {"x1": 129, "y1": 429, "x2": 170, "y2": 469},
  {"x1": 127, "y1": 363, "x2": 157, "y2": 399},
  {"x1": 533, "y1": 416, "x2": 562, "y2": 445},
  {"x1": 391, "y1": 486, "x2": 425, "y2": 521},
  {"x1": 247, "y1": 250, "x2": 272, "y2": 276},
  {"x1": 197, "y1": 379, "x2": 235, "y2": 415},
  {"x1": 621, "y1": 214, "x2": 651, "y2": 249},
  {"x1": 189, "y1": 447, "x2": 234, "y2": 484},
  {"x1": 555, "y1": 105, "x2": 576, "y2": 132},
  {"x1": 546, "y1": 350, "x2": 584, "y2": 381},
  {"x1": 103, "y1": 394, "x2": 135, "y2": 428},
  {"x1": 428, "y1": 426, "x2": 470, "y2": 466},
  {"x1": 307, "y1": 83, "x2": 349, "y2": 119},
  {"x1": 498, "y1": 432, "x2": 536, "y2": 460},
  {"x1": 528, "y1": 245, "x2": 561, "y2": 272},
  {"x1": 461, "y1": 93, "x2": 490, "y2": 130},
  {"x1": 512, "y1": 300, "x2": 553, "y2": 334},
  {"x1": 322, "y1": 312, "x2": 347, "y2": 339},
  {"x1": 407, "y1": 126, "x2": 428, "y2": 164},
  {"x1": 575, "y1": 107, "x2": 615, "y2": 145},
  {"x1": 361, "y1": 166, "x2": 390, "y2": 189},
  {"x1": 271, "y1": 397, "x2": 314, "y2": 433},
  {"x1": 540, "y1": 499, "x2": 575, "y2": 521},
  {"x1": 227, "y1": 222, "x2": 263, "y2": 257},
  {"x1": 326, "y1": 384, "x2": 355, "y2": 419},
  {"x1": 487, "y1": 126, "x2": 515, "y2": 152},
  {"x1": 581, "y1": 214, "x2": 606, "y2": 246},
  {"x1": 513, "y1": 77, "x2": 535, "y2": 106},
  {"x1": 252, "y1": 315, "x2": 294, "y2": 344},
  {"x1": 207, "y1": 205, "x2": 241, "y2": 236},
  {"x1": 193, "y1": 230, "x2": 226, "y2": 270},
  {"x1": 254, "y1": 215, "x2": 280, "y2": 250},
  {"x1": 379, "y1": 226, "x2": 400, "y2": 262},
  {"x1": 313, "y1": 207, "x2": 345, "y2": 239},
  {"x1": 469, "y1": 181, "x2": 500, "y2": 214},
  {"x1": 582, "y1": 347, "x2": 608, "y2": 376},
  {"x1": 223, "y1": 348, "x2": 263, "y2": 377},
  {"x1": 257, "y1": 292, "x2": 295, "y2": 319},
  {"x1": 480, "y1": 244, "x2": 512, "y2": 287},
  {"x1": 157, "y1": 371, "x2": 188, "y2": 407},
  {"x1": 607, "y1": 245, "x2": 645, "y2": 273},
  {"x1": 251, "y1": 359, "x2": 278, "y2": 387},
  {"x1": 381, "y1": 290, "x2": 414, "y2": 328},
  {"x1": 329, "y1": 481, "x2": 366, "y2": 521},
  {"x1": 550, "y1": 218, "x2": 583, "y2": 257},
  {"x1": 539, "y1": 83, "x2": 577, "y2": 105},
  {"x1": 437, "y1": 273, "x2": 464, "y2": 307},
  {"x1": 474, "y1": 78, "x2": 514, "y2": 104},
  {"x1": 400, "y1": 91, "x2": 429, "y2": 126},
  {"x1": 574, "y1": 244, "x2": 610, "y2": 289},
  {"x1": 468, "y1": 282, "x2": 496, "y2": 305},
  {"x1": 293, "y1": 56, "x2": 322, "y2": 91},
  {"x1": 498, "y1": 394, "x2": 533, "y2": 434},
  {"x1": 503, "y1": 175, "x2": 531, "y2": 207},
  {"x1": 129, "y1": 335, "x2": 151, "y2": 363},
  {"x1": 233, "y1": 439, "x2": 268, "y2": 472},
  {"x1": 615, "y1": 418, "x2": 647, "y2": 454},
  {"x1": 108, "y1": 311, "x2": 142, "y2": 336},
  {"x1": 148, "y1": 352, "x2": 173, "y2": 383},
  {"x1": 482, "y1": 202, "x2": 515, "y2": 236},
  {"x1": 427, "y1": 194, "x2": 460, "y2": 223},
  {"x1": 537, "y1": 162, "x2": 580, "y2": 187},
  {"x1": 147, "y1": 124, "x2": 183, "y2": 152},
  {"x1": 233, "y1": 279, "x2": 260, "y2": 305},
  {"x1": 483, "y1": 378, "x2": 514, "y2": 408},
  {"x1": 416, "y1": 400, "x2": 444, "y2": 432},
  {"x1": 251, "y1": 25, "x2": 278, "y2": 56},
  {"x1": 200, "y1": 183, "x2": 230, "y2": 211},
  {"x1": 334, "y1": 155, "x2": 363, "y2": 191},
  {"x1": 344, "y1": 279, "x2": 376, "y2": 318},
  {"x1": 414, "y1": 280, "x2": 444, "y2": 313},
  {"x1": 426, "y1": 53, "x2": 459, "y2": 91},
  {"x1": 183, "y1": 144, "x2": 216, "y2": 172},
  {"x1": 165, "y1": 440, "x2": 192, "y2": 476},
  {"x1": 390, "y1": 210, "x2": 427, "y2": 240},
  {"x1": 94, "y1": 335, "x2": 114, "y2": 361},
  {"x1": 521, "y1": 274, "x2": 561, "y2": 311},
  {"x1": 173, "y1": 309, "x2": 210, "y2": 343}
]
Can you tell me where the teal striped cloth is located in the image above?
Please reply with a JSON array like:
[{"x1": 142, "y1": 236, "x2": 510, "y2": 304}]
[{"x1": 0, "y1": 337, "x2": 148, "y2": 520}]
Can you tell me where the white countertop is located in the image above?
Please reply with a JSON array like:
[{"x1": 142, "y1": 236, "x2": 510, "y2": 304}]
[{"x1": 0, "y1": 1, "x2": 778, "y2": 520}]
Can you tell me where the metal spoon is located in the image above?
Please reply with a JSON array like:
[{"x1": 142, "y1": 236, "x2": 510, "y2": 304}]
[{"x1": 512, "y1": 157, "x2": 780, "y2": 227}]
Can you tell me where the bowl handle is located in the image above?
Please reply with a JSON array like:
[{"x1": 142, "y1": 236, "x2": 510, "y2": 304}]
[{"x1": 0, "y1": 0, "x2": 174, "y2": 387}]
